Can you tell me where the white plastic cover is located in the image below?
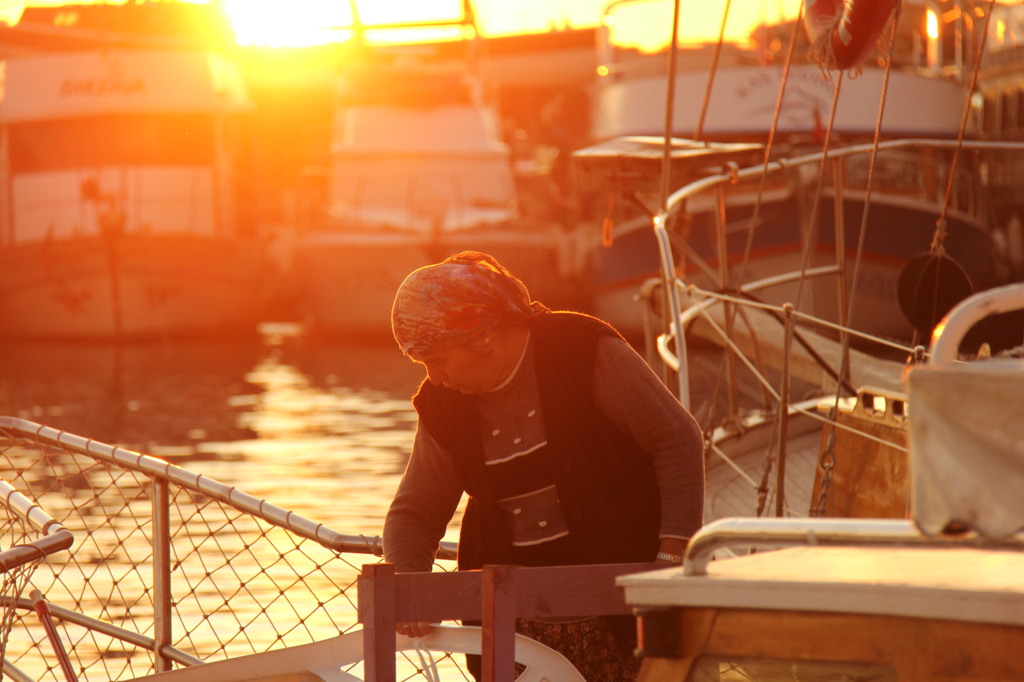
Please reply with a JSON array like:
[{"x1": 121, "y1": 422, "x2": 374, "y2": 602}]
[{"x1": 908, "y1": 359, "x2": 1024, "y2": 538}]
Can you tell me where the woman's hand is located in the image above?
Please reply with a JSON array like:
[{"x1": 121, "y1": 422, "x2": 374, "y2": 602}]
[{"x1": 395, "y1": 621, "x2": 434, "y2": 638}]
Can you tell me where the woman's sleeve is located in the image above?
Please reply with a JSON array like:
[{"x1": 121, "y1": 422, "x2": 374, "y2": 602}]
[
  {"x1": 592, "y1": 336, "x2": 705, "y2": 540},
  {"x1": 383, "y1": 424, "x2": 465, "y2": 572}
]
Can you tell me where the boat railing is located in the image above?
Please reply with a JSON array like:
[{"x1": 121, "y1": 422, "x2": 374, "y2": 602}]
[
  {"x1": 0, "y1": 481, "x2": 73, "y2": 574},
  {"x1": 118, "y1": 560, "x2": 665, "y2": 682},
  {"x1": 681, "y1": 517, "x2": 1024, "y2": 577},
  {"x1": 645, "y1": 270, "x2": 917, "y2": 427},
  {"x1": 0, "y1": 416, "x2": 458, "y2": 681},
  {"x1": 654, "y1": 274, "x2": 913, "y2": 372},
  {"x1": 684, "y1": 278, "x2": 1024, "y2": 564},
  {"x1": 928, "y1": 282, "x2": 1024, "y2": 363},
  {"x1": 840, "y1": 147, "x2": 987, "y2": 219},
  {"x1": 0, "y1": 479, "x2": 76, "y2": 682},
  {"x1": 648, "y1": 137, "x2": 1024, "y2": 406}
]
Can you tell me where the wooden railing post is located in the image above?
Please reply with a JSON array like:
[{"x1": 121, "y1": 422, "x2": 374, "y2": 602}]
[
  {"x1": 482, "y1": 565, "x2": 517, "y2": 682},
  {"x1": 359, "y1": 563, "x2": 397, "y2": 681}
]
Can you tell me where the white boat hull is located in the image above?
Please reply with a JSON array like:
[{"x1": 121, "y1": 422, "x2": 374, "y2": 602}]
[
  {"x1": 0, "y1": 235, "x2": 268, "y2": 339},
  {"x1": 293, "y1": 226, "x2": 582, "y2": 335}
]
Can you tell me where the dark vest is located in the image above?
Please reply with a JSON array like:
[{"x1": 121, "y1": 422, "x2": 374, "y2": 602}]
[{"x1": 413, "y1": 311, "x2": 660, "y2": 570}]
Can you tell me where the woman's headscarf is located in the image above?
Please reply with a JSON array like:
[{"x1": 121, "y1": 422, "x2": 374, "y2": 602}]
[{"x1": 391, "y1": 251, "x2": 547, "y2": 358}]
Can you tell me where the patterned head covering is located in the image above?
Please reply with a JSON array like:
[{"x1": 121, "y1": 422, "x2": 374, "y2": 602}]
[{"x1": 391, "y1": 251, "x2": 547, "y2": 358}]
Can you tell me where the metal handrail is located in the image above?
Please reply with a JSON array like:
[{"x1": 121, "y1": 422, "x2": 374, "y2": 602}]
[
  {"x1": 0, "y1": 596, "x2": 205, "y2": 668},
  {"x1": 651, "y1": 138, "x2": 1024, "y2": 400},
  {"x1": 0, "y1": 416, "x2": 457, "y2": 560},
  {"x1": 683, "y1": 517, "x2": 1024, "y2": 576},
  {"x1": 0, "y1": 415, "x2": 460, "y2": 676},
  {"x1": 0, "y1": 480, "x2": 74, "y2": 573},
  {"x1": 929, "y1": 282, "x2": 1024, "y2": 363}
]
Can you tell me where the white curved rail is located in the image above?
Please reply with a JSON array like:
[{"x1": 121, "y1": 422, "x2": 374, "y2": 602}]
[
  {"x1": 928, "y1": 282, "x2": 1024, "y2": 364},
  {"x1": 127, "y1": 624, "x2": 584, "y2": 682}
]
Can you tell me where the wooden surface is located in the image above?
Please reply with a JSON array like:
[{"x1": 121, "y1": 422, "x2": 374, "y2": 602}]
[
  {"x1": 621, "y1": 545, "x2": 1024, "y2": 627},
  {"x1": 638, "y1": 606, "x2": 1024, "y2": 681},
  {"x1": 359, "y1": 562, "x2": 661, "y2": 682},
  {"x1": 812, "y1": 389, "x2": 910, "y2": 518}
]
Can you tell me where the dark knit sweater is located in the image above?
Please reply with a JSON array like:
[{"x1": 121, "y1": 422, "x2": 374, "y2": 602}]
[
  {"x1": 384, "y1": 312, "x2": 704, "y2": 574},
  {"x1": 411, "y1": 312, "x2": 675, "y2": 570}
]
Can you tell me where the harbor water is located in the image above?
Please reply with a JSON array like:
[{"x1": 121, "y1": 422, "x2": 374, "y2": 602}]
[
  {"x1": 0, "y1": 318, "x2": 720, "y2": 678},
  {"x1": 0, "y1": 324, "x2": 434, "y2": 543}
]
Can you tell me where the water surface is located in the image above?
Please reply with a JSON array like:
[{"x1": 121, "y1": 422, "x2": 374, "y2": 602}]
[{"x1": 0, "y1": 325, "x2": 430, "y2": 540}]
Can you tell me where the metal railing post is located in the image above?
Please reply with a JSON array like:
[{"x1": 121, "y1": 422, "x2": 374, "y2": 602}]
[
  {"x1": 152, "y1": 477, "x2": 172, "y2": 673},
  {"x1": 716, "y1": 184, "x2": 739, "y2": 420},
  {"x1": 776, "y1": 304, "x2": 794, "y2": 517}
]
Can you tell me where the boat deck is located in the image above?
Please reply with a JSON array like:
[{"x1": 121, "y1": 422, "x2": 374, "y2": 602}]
[{"x1": 619, "y1": 543, "x2": 1024, "y2": 627}]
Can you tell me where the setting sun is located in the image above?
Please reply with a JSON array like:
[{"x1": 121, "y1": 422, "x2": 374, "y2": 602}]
[
  {"x1": 220, "y1": 0, "x2": 801, "y2": 48},
  {"x1": 0, "y1": 1, "x2": 805, "y2": 48},
  {"x1": 222, "y1": 0, "x2": 350, "y2": 47}
]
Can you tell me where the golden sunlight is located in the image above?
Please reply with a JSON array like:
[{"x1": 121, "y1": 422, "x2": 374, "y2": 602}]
[
  {"x1": 223, "y1": 0, "x2": 467, "y2": 47},
  {"x1": 223, "y1": 0, "x2": 351, "y2": 47},
  {"x1": 605, "y1": 0, "x2": 800, "y2": 53}
]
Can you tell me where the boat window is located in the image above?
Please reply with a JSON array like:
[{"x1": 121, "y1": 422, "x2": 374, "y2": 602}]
[
  {"x1": 329, "y1": 157, "x2": 516, "y2": 229},
  {"x1": 9, "y1": 114, "x2": 215, "y2": 174},
  {"x1": 844, "y1": 152, "x2": 926, "y2": 193},
  {"x1": 687, "y1": 656, "x2": 896, "y2": 681},
  {"x1": 1002, "y1": 90, "x2": 1017, "y2": 137},
  {"x1": 1017, "y1": 90, "x2": 1024, "y2": 132},
  {"x1": 984, "y1": 94, "x2": 999, "y2": 135}
]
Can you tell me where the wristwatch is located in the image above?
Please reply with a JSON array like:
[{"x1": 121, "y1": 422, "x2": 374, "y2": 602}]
[{"x1": 655, "y1": 551, "x2": 683, "y2": 563}]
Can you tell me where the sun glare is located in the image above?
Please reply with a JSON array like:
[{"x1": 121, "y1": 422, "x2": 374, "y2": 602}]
[
  {"x1": 223, "y1": 0, "x2": 351, "y2": 47},
  {"x1": 605, "y1": 0, "x2": 800, "y2": 53},
  {"x1": 223, "y1": 0, "x2": 467, "y2": 47}
]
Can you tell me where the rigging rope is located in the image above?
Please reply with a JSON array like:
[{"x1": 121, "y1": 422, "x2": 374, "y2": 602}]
[
  {"x1": 693, "y1": 0, "x2": 734, "y2": 142},
  {"x1": 792, "y1": 71, "x2": 845, "y2": 313},
  {"x1": 812, "y1": 3, "x2": 903, "y2": 518},
  {"x1": 658, "y1": 0, "x2": 684, "y2": 216},
  {"x1": 738, "y1": 3, "x2": 807, "y2": 285},
  {"x1": 933, "y1": 0, "x2": 997, "y2": 254}
]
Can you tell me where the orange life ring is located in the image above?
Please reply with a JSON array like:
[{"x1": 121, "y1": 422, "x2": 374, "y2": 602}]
[{"x1": 803, "y1": 0, "x2": 899, "y2": 70}]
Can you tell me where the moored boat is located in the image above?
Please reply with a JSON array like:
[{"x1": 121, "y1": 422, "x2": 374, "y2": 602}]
[
  {"x1": 0, "y1": 3, "x2": 270, "y2": 340},
  {"x1": 581, "y1": 0, "x2": 999, "y2": 342},
  {"x1": 572, "y1": 0, "x2": 1024, "y2": 533},
  {"x1": 618, "y1": 282, "x2": 1024, "y2": 681},
  {"x1": 289, "y1": 10, "x2": 581, "y2": 336}
]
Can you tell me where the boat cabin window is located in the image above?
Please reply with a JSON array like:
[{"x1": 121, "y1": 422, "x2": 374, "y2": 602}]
[
  {"x1": 9, "y1": 114, "x2": 215, "y2": 174},
  {"x1": 687, "y1": 656, "x2": 896, "y2": 682},
  {"x1": 330, "y1": 157, "x2": 516, "y2": 230}
]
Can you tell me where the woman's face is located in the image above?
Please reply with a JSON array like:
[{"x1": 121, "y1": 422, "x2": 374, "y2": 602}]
[{"x1": 414, "y1": 340, "x2": 503, "y2": 395}]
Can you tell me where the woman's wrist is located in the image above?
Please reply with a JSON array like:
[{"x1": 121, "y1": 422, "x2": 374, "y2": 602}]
[{"x1": 656, "y1": 536, "x2": 689, "y2": 563}]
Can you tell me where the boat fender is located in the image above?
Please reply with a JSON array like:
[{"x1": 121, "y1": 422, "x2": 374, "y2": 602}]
[
  {"x1": 897, "y1": 251, "x2": 974, "y2": 342},
  {"x1": 803, "y1": 0, "x2": 899, "y2": 71}
]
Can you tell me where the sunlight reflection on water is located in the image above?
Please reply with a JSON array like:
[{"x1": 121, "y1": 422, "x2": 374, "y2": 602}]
[
  {"x1": 0, "y1": 322, "x2": 468, "y2": 680},
  {"x1": 0, "y1": 323, "x2": 439, "y2": 540}
]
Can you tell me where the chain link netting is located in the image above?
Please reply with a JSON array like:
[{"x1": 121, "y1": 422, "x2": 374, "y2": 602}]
[{"x1": 0, "y1": 419, "x2": 464, "y2": 681}]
